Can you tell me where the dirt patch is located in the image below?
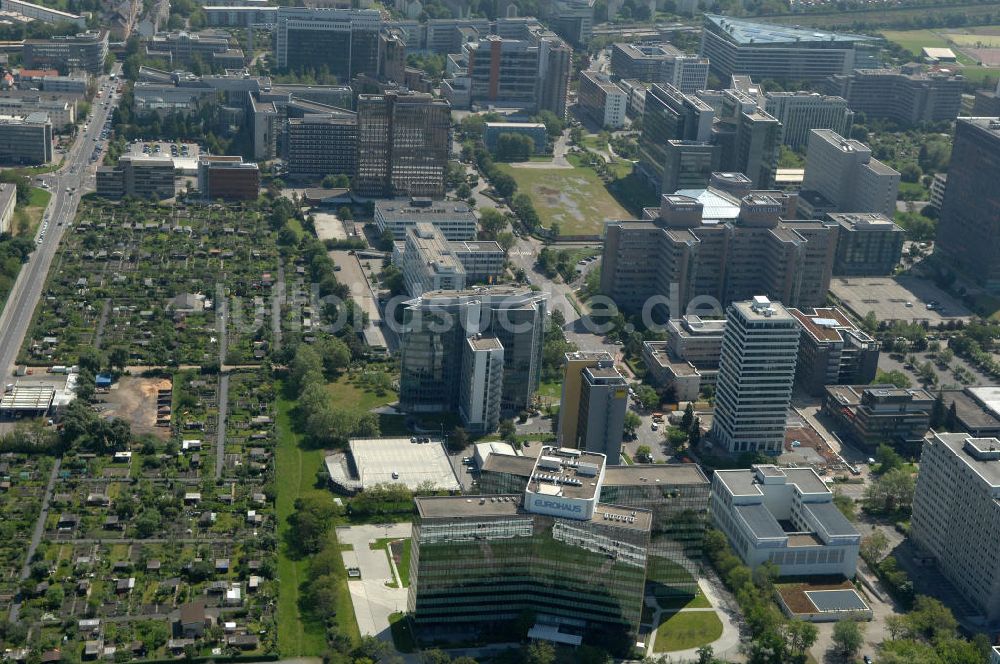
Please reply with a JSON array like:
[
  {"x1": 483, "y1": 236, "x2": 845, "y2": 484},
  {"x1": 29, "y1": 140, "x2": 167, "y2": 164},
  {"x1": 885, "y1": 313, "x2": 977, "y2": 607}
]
[{"x1": 95, "y1": 376, "x2": 172, "y2": 439}]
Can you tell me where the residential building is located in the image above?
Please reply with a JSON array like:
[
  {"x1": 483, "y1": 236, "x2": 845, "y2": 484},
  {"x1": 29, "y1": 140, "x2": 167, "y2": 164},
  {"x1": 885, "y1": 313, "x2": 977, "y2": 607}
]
[
  {"x1": 710, "y1": 297, "x2": 799, "y2": 454},
  {"x1": 146, "y1": 31, "x2": 244, "y2": 69},
  {"x1": 399, "y1": 286, "x2": 546, "y2": 417},
  {"x1": 578, "y1": 70, "x2": 626, "y2": 129},
  {"x1": 787, "y1": 307, "x2": 879, "y2": 396},
  {"x1": 197, "y1": 155, "x2": 259, "y2": 200},
  {"x1": 801, "y1": 129, "x2": 900, "y2": 219},
  {"x1": 96, "y1": 155, "x2": 175, "y2": 199},
  {"x1": 825, "y1": 67, "x2": 963, "y2": 126},
  {"x1": 203, "y1": 6, "x2": 278, "y2": 28},
  {"x1": 459, "y1": 336, "x2": 504, "y2": 433},
  {"x1": 22, "y1": 30, "x2": 108, "y2": 75},
  {"x1": 827, "y1": 212, "x2": 904, "y2": 275},
  {"x1": 0, "y1": 183, "x2": 15, "y2": 234},
  {"x1": 600, "y1": 189, "x2": 837, "y2": 316},
  {"x1": 558, "y1": 351, "x2": 627, "y2": 458},
  {"x1": 911, "y1": 432, "x2": 1000, "y2": 626},
  {"x1": 482, "y1": 122, "x2": 547, "y2": 154},
  {"x1": 823, "y1": 385, "x2": 933, "y2": 453},
  {"x1": 478, "y1": 451, "x2": 711, "y2": 599},
  {"x1": 274, "y1": 8, "x2": 381, "y2": 79},
  {"x1": 710, "y1": 465, "x2": 861, "y2": 577},
  {"x1": 0, "y1": 112, "x2": 51, "y2": 165},
  {"x1": 284, "y1": 110, "x2": 357, "y2": 180},
  {"x1": 699, "y1": 14, "x2": 877, "y2": 82},
  {"x1": 355, "y1": 91, "x2": 451, "y2": 199},
  {"x1": 934, "y1": 118, "x2": 1000, "y2": 290},
  {"x1": 374, "y1": 198, "x2": 477, "y2": 241},
  {"x1": 764, "y1": 92, "x2": 853, "y2": 150},
  {"x1": 641, "y1": 316, "x2": 725, "y2": 401},
  {"x1": 408, "y1": 448, "x2": 650, "y2": 650},
  {"x1": 637, "y1": 83, "x2": 714, "y2": 194},
  {"x1": 610, "y1": 42, "x2": 709, "y2": 93}
]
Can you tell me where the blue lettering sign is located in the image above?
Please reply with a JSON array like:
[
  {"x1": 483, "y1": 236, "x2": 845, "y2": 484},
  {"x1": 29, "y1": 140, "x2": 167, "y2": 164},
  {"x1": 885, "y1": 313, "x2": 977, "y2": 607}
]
[{"x1": 534, "y1": 498, "x2": 582, "y2": 514}]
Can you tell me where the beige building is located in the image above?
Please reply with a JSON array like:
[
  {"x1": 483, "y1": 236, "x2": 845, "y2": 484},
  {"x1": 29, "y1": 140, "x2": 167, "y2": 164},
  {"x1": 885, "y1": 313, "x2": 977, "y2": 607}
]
[
  {"x1": 911, "y1": 432, "x2": 1000, "y2": 626},
  {"x1": 801, "y1": 129, "x2": 900, "y2": 219},
  {"x1": 642, "y1": 316, "x2": 725, "y2": 401},
  {"x1": 558, "y1": 351, "x2": 627, "y2": 458}
]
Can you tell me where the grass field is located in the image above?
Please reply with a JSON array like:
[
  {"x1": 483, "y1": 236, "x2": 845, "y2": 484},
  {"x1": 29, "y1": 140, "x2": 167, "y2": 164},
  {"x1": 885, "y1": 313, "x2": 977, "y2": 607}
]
[
  {"x1": 764, "y1": 2, "x2": 1000, "y2": 29},
  {"x1": 496, "y1": 163, "x2": 630, "y2": 235},
  {"x1": 653, "y1": 611, "x2": 724, "y2": 653},
  {"x1": 275, "y1": 392, "x2": 330, "y2": 657},
  {"x1": 880, "y1": 26, "x2": 1000, "y2": 75},
  {"x1": 880, "y1": 29, "x2": 951, "y2": 54},
  {"x1": 13, "y1": 187, "x2": 51, "y2": 237},
  {"x1": 326, "y1": 373, "x2": 397, "y2": 411}
]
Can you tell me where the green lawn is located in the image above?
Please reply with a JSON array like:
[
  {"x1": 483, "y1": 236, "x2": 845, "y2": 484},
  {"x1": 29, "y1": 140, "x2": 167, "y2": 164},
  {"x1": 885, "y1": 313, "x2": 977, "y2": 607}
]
[
  {"x1": 653, "y1": 611, "x2": 724, "y2": 653},
  {"x1": 657, "y1": 590, "x2": 712, "y2": 611},
  {"x1": 496, "y1": 163, "x2": 630, "y2": 235},
  {"x1": 326, "y1": 373, "x2": 397, "y2": 411},
  {"x1": 27, "y1": 187, "x2": 51, "y2": 208},
  {"x1": 276, "y1": 389, "x2": 358, "y2": 656},
  {"x1": 880, "y1": 29, "x2": 952, "y2": 54}
]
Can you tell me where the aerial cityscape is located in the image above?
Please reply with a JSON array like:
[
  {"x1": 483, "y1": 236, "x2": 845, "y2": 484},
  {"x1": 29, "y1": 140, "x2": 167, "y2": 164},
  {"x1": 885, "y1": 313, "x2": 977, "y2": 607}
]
[{"x1": 0, "y1": 0, "x2": 998, "y2": 663}]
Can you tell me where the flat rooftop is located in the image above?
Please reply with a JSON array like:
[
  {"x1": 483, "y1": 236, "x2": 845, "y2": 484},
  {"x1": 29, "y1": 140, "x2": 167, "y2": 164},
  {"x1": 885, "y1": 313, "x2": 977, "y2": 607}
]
[
  {"x1": 805, "y1": 588, "x2": 870, "y2": 613},
  {"x1": 348, "y1": 437, "x2": 461, "y2": 492},
  {"x1": 705, "y1": 14, "x2": 874, "y2": 46},
  {"x1": 0, "y1": 385, "x2": 55, "y2": 411},
  {"x1": 375, "y1": 199, "x2": 475, "y2": 220},
  {"x1": 967, "y1": 386, "x2": 1000, "y2": 419},
  {"x1": 480, "y1": 453, "x2": 535, "y2": 476},
  {"x1": 944, "y1": 388, "x2": 1000, "y2": 432},
  {"x1": 670, "y1": 315, "x2": 726, "y2": 339},
  {"x1": 934, "y1": 432, "x2": 1000, "y2": 488},
  {"x1": 715, "y1": 465, "x2": 829, "y2": 497},
  {"x1": 414, "y1": 494, "x2": 652, "y2": 531},
  {"x1": 603, "y1": 464, "x2": 709, "y2": 486},
  {"x1": 787, "y1": 307, "x2": 871, "y2": 344},
  {"x1": 733, "y1": 296, "x2": 795, "y2": 322},
  {"x1": 828, "y1": 212, "x2": 901, "y2": 232},
  {"x1": 527, "y1": 447, "x2": 606, "y2": 501},
  {"x1": 468, "y1": 336, "x2": 502, "y2": 351}
]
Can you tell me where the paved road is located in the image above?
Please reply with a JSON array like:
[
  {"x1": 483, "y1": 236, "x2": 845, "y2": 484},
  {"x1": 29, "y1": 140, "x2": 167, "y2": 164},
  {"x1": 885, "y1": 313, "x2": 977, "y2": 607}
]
[
  {"x1": 9, "y1": 457, "x2": 61, "y2": 622},
  {"x1": 0, "y1": 66, "x2": 122, "y2": 379}
]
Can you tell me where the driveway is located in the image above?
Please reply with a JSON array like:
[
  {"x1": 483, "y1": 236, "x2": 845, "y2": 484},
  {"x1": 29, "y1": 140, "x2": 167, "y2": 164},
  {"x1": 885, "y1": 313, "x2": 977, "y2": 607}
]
[{"x1": 338, "y1": 523, "x2": 413, "y2": 641}]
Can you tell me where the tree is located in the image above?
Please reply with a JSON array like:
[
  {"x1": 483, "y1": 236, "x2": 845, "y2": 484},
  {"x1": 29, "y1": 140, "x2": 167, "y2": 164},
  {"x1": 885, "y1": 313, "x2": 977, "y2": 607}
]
[
  {"x1": 525, "y1": 641, "x2": 555, "y2": 664},
  {"x1": 946, "y1": 401, "x2": 958, "y2": 430},
  {"x1": 860, "y1": 530, "x2": 889, "y2": 563},
  {"x1": 783, "y1": 619, "x2": 818, "y2": 659},
  {"x1": 681, "y1": 402, "x2": 694, "y2": 429},
  {"x1": 688, "y1": 417, "x2": 702, "y2": 447},
  {"x1": 831, "y1": 618, "x2": 865, "y2": 658},
  {"x1": 495, "y1": 132, "x2": 534, "y2": 162},
  {"x1": 635, "y1": 444, "x2": 651, "y2": 462},
  {"x1": 634, "y1": 384, "x2": 659, "y2": 410},
  {"x1": 479, "y1": 207, "x2": 506, "y2": 238},
  {"x1": 864, "y1": 467, "x2": 915, "y2": 513},
  {"x1": 624, "y1": 411, "x2": 641, "y2": 438},
  {"x1": 108, "y1": 345, "x2": 129, "y2": 372},
  {"x1": 318, "y1": 337, "x2": 351, "y2": 375},
  {"x1": 930, "y1": 391, "x2": 946, "y2": 428},
  {"x1": 449, "y1": 426, "x2": 468, "y2": 453},
  {"x1": 875, "y1": 444, "x2": 904, "y2": 473},
  {"x1": 874, "y1": 369, "x2": 912, "y2": 388},
  {"x1": 499, "y1": 419, "x2": 516, "y2": 444}
]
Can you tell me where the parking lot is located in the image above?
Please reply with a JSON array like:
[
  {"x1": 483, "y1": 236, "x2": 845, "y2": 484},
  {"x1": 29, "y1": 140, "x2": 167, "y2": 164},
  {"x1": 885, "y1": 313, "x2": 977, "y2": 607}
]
[
  {"x1": 830, "y1": 275, "x2": 973, "y2": 324},
  {"x1": 338, "y1": 523, "x2": 411, "y2": 639}
]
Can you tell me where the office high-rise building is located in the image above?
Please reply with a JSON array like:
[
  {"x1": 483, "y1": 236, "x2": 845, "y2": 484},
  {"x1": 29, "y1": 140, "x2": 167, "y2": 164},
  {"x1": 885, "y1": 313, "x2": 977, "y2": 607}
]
[
  {"x1": 284, "y1": 111, "x2": 357, "y2": 180},
  {"x1": 661, "y1": 141, "x2": 720, "y2": 194},
  {"x1": 355, "y1": 91, "x2": 451, "y2": 199},
  {"x1": 408, "y1": 448, "x2": 651, "y2": 652},
  {"x1": 610, "y1": 42, "x2": 709, "y2": 94},
  {"x1": 911, "y1": 432, "x2": 1000, "y2": 624},
  {"x1": 23, "y1": 30, "x2": 108, "y2": 75},
  {"x1": 578, "y1": 70, "x2": 627, "y2": 129},
  {"x1": 801, "y1": 129, "x2": 900, "y2": 219},
  {"x1": 827, "y1": 212, "x2": 904, "y2": 276},
  {"x1": 0, "y1": 112, "x2": 52, "y2": 165},
  {"x1": 699, "y1": 14, "x2": 877, "y2": 82},
  {"x1": 600, "y1": 189, "x2": 837, "y2": 316},
  {"x1": 459, "y1": 336, "x2": 504, "y2": 433},
  {"x1": 787, "y1": 306, "x2": 879, "y2": 396},
  {"x1": 710, "y1": 296, "x2": 799, "y2": 454},
  {"x1": 638, "y1": 83, "x2": 714, "y2": 193},
  {"x1": 935, "y1": 118, "x2": 1000, "y2": 290},
  {"x1": 274, "y1": 8, "x2": 380, "y2": 78},
  {"x1": 764, "y1": 92, "x2": 854, "y2": 150},
  {"x1": 825, "y1": 67, "x2": 963, "y2": 126},
  {"x1": 399, "y1": 287, "x2": 547, "y2": 418},
  {"x1": 558, "y1": 352, "x2": 627, "y2": 458}
]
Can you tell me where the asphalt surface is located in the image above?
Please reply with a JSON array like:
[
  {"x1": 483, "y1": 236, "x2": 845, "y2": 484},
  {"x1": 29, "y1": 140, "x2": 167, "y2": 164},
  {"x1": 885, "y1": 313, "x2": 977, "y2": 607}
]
[{"x1": 0, "y1": 66, "x2": 122, "y2": 379}]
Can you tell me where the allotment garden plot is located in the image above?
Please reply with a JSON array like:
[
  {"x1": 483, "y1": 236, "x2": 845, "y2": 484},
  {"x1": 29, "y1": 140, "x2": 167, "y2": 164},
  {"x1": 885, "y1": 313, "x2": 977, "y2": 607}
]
[{"x1": 19, "y1": 199, "x2": 282, "y2": 367}]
